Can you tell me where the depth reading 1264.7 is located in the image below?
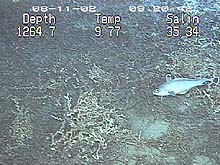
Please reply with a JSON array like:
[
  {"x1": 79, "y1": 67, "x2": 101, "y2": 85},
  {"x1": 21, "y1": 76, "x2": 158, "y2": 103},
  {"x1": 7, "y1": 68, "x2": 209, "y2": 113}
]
[
  {"x1": 17, "y1": 26, "x2": 55, "y2": 37},
  {"x1": 17, "y1": 13, "x2": 56, "y2": 37}
]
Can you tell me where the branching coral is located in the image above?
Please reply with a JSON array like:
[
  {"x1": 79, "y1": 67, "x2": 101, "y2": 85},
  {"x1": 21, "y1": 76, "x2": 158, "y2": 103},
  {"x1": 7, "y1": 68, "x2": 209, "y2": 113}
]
[{"x1": 51, "y1": 89, "x2": 129, "y2": 163}]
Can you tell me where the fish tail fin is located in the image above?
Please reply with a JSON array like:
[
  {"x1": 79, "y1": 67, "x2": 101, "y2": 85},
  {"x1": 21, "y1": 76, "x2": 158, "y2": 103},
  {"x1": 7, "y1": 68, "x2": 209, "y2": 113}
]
[
  {"x1": 202, "y1": 77, "x2": 219, "y2": 85},
  {"x1": 212, "y1": 77, "x2": 219, "y2": 84},
  {"x1": 202, "y1": 80, "x2": 212, "y2": 85}
]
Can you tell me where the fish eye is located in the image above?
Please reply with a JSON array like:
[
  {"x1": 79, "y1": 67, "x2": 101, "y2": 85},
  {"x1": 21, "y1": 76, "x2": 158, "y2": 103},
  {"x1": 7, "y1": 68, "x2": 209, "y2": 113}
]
[{"x1": 155, "y1": 88, "x2": 160, "y2": 93}]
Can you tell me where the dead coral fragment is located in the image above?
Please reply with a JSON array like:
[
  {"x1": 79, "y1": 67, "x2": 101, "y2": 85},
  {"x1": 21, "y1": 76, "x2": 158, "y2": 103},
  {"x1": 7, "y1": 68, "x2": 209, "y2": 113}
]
[
  {"x1": 10, "y1": 98, "x2": 33, "y2": 146},
  {"x1": 87, "y1": 64, "x2": 112, "y2": 85}
]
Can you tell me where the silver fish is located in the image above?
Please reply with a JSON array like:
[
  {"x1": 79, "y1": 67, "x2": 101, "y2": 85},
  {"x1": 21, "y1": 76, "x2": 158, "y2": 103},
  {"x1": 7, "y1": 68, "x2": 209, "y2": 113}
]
[{"x1": 153, "y1": 74, "x2": 219, "y2": 96}]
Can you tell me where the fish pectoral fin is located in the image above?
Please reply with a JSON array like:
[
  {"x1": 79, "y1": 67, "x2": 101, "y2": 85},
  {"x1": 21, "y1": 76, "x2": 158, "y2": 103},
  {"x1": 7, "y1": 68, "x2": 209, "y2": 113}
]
[
  {"x1": 168, "y1": 91, "x2": 176, "y2": 96},
  {"x1": 178, "y1": 89, "x2": 190, "y2": 94}
]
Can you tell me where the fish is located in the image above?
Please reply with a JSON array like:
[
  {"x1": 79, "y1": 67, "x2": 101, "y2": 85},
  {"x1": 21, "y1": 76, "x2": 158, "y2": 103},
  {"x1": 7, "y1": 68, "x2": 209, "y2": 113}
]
[{"x1": 153, "y1": 74, "x2": 219, "y2": 96}]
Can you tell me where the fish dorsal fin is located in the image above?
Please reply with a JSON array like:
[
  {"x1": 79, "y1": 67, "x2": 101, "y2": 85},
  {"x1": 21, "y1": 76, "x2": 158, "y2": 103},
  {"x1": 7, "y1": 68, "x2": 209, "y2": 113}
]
[
  {"x1": 174, "y1": 78, "x2": 188, "y2": 80},
  {"x1": 166, "y1": 74, "x2": 172, "y2": 82}
]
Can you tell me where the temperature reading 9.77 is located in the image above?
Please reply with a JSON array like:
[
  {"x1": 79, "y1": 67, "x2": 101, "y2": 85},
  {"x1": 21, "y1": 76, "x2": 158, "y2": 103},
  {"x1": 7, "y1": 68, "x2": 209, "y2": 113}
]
[
  {"x1": 94, "y1": 13, "x2": 121, "y2": 38},
  {"x1": 95, "y1": 26, "x2": 121, "y2": 37}
]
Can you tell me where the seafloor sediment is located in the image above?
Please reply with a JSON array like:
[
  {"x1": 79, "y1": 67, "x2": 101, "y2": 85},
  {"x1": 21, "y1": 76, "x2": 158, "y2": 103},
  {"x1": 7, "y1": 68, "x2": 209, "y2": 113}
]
[{"x1": 0, "y1": 0, "x2": 220, "y2": 164}]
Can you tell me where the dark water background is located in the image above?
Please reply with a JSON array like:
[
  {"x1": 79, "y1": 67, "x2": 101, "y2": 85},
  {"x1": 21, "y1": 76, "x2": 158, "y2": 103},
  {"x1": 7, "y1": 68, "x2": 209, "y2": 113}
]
[{"x1": 0, "y1": 0, "x2": 220, "y2": 164}]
